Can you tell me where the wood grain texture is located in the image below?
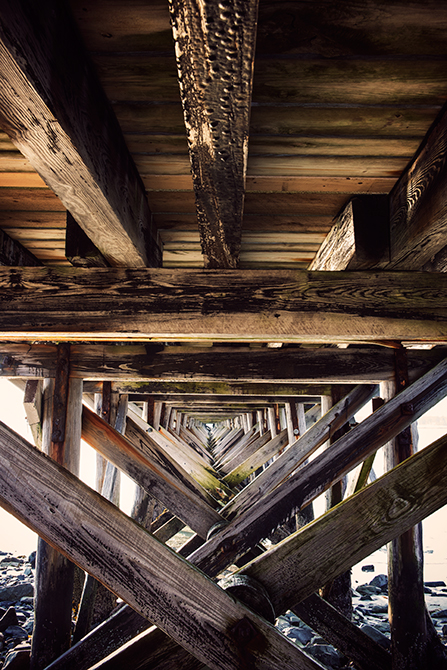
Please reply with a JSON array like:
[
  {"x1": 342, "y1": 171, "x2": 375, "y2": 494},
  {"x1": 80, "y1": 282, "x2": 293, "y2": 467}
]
[
  {"x1": 0, "y1": 1, "x2": 161, "y2": 267},
  {"x1": 0, "y1": 423, "x2": 323, "y2": 670},
  {"x1": 188, "y1": 357, "x2": 447, "y2": 576},
  {"x1": 242, "y1": 430, "x2": 447, "y2": 615},
  {"x1": 0, "y1": 268, "x2": 447, "y2": 343},
  {"x1": 82, "y1": 407, "x2": 222, "y2": 538},
  {"x1": 388, "y1": 102, "x2": 447, "y2": 269},
  {"x1": 0, "y1": 227, "x2": 42, "y2": 266},
  {"x1": 310, "y1": 196, "x2": 390, "y2": 271},
  {"x1": 169, "y1": 0, "x2": 259, "y2": 268}
]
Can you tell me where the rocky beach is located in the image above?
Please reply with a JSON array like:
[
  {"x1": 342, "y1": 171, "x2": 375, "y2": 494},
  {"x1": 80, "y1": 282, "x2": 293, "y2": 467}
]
[{"x1": 1, "y1": 545, "x2": 447, "y2": 669}]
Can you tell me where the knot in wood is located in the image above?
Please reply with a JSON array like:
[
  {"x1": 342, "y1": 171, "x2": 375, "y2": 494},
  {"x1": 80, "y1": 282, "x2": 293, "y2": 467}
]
[
  {"x1": 229, "y1": 616, "x2": 258, "y2": 645},
  {"x1": 401, "y1": 402, "x2": 414, "y2": 416}
]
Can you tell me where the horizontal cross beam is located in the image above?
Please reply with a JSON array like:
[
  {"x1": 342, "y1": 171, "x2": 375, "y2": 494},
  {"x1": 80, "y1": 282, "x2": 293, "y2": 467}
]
[{"x1": 0, "y1": 268, "x2": 447, "y2": 343}]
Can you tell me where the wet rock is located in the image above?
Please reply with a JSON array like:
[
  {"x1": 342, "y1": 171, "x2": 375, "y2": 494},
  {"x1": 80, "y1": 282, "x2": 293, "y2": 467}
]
[
  {"x1": 0, "y1": 607, "x2": 19, "y2": 632},
  {"x1": 361, "y1": 564, "x2": 375, "y2": 572},
  {"x1": 369, "y1": 574, "x2": 388, "y2": 590},
  {"x1": 0, "y1": 584, "x2": 33, "y2": 602},
  {"x1": 3, "y1": 643, "x2": 31, "y2": 669},
  {"x1": 307, "y1": 643, "x2": 344, "y2": 668},
  {"x1": 27, "y1": 553, "x2": 36, "y2": 570}
]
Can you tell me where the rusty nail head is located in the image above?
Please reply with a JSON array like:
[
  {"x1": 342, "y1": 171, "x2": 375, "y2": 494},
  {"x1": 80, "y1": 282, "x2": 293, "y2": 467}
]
[
  {"x1": 401, "y1": 402, "x2": 414, "y2": 416},
  {"x1": 230, "y1": 617, "x2": 257, "y2": 645}
]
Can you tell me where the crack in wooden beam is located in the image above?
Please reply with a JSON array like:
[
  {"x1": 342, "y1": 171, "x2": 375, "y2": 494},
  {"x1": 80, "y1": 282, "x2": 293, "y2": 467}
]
[{"x1": 169, "y1": 0, "x2": 259, "y2": 268}]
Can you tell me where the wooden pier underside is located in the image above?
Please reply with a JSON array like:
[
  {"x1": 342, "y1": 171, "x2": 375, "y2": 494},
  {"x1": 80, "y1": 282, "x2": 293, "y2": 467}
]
[{"x1": 0, "y1": 1, "x2": 447, "y2": 668}]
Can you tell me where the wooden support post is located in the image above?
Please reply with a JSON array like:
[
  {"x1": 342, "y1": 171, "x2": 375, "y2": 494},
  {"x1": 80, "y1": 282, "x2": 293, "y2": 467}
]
[
  {"x1": 31, "y1": 345, "x2": 82, "y2": 670},
  {"x1": 23, "y1": 379, "x2": 43, "y2": 448},
  {"x1": 320, "y1": 385, "x2": 354, "y2": 619},
  {"x1": 74, "y1": 384, "x2": 122, "y2": 642},
  {"x1": 267, "y1": 406, "x2": 277, "y2": 437},
  {"x1": 0, "y1": 424, "x2": 323, "y2": 670},
  {"x1": 384, "y1": 347, "x2": 430, "y2": 669},
  {"x1": 190, "y1": 358, "x2": 447, "y2": 577}
]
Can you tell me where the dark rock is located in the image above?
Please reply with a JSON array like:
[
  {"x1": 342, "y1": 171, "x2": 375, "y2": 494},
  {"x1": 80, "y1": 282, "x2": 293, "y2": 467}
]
[
  {"x1": 360, "y1": 624, "x2": 391, "y2": 649},
  {"x1": 0, "y1": 584, "x2": 33, "y2": 602},
  {"x1": 284, "y1": 626, "x2": 314, "y2": 646},
  {"x1": 361, "y1": 564, "x2": 375, "y2": 572},
  {"x1": 307, "y1": 643, "x2": 343, "y2": 668},
  {"x1": 369, "y1": 574, "x2": 388, "y2": 589},
  {"x1": 4, "y1": 625, "x2": 28, "y2": 641},
  {"x1": 3, "y1": 643, "x2": 31, "y2": 669},
  {"x1": 442, "y1": 624, "x2": 447, "y2": 636},
  {"x1": 0, "y1": 558, "x2": 21, "y2": 566},
  {"x1": 0, "y1": 607, "x2": 19, "y2": 633},
  {"x1": 27, "y1": 552, "x2": 36, "y2": 570},
  {"x1": 432, "y1": 609, "x2": 447, "y2": 619},
  {"x1": 356, "y1": 584, "x2": 381, "y2": 595},
  {"x1": 369, "y1": 604, "x2": 388, "y2": 614},
  {"x1": 426, "y1": 581, "x2": 447, "y2": 588}
]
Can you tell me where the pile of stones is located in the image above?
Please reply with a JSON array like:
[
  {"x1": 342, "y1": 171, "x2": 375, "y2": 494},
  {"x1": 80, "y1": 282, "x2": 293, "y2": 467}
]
[
  {"x1": 0, "y1": 551, "x2": 35, "y2": 669},
  {"x1": 1, "y1": 550, "x2": 447, "y2": 669},
  {"x1": 276, "y1": 565, "x2": 447, "y2": 669}
]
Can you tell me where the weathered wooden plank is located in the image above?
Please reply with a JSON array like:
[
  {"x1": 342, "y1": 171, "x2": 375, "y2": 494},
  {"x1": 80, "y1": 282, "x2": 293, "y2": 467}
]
[
  {"x1": 0, "y1": 423, "x2": 324, "y2": 670},
  {"x1": 82, "y1": 427, "x2": 447, "y2": 670},
  {"x1": 0, "y1": 1, "x2": 161, "y2": 267},
  {"x1": 1, "y1": 343, "x2": 447, "y2": 385},
  {"x1": 383, "y1": 350, "x2": 429, "y2": 669},
  {"x1": 125, "y1": 416, "x2": 226, "y2": 504},
  {"x1": 241, "y1": 430, "x2": 447, "y2": 616},
  {"x1": 222, "y1": 385, "x2": 377, "y2": 521},
  {"x1": 310, "y1": 196, "x2": 390, "y2": 271},
  {"x1": 31, "y1": 372, "x2": 82, "y2": 669},
  {"x1": 23, "y1": 379, "x2": 42, "y2": 448},
  {"x1": 82, "y1": 407, "x2": 222, "y2": 538},
  {"x1": 223, "y1": 429, "x2": 289, "y2": 487},
  {"x1": 189, "y1": 357, "x2": 447, "y2": 576},
  {"x1": 0, "y1": 268, "x2": 447, "y2": 343},
  {"x1": 169, "y1": 0, "x2": 259, "y2": 268},
  {"x1": 388, "y1": 102, "x2": 447, "y2": 269}
]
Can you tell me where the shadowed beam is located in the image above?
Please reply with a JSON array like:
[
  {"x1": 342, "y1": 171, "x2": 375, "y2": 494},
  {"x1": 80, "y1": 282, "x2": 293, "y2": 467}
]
[
  {"x1": 0, "y1": 422, "x2": 324, "y2": 670},
  {"x1": 169, "y1": 0, "x2": 259, "y2": 268},
  {"x1": 0, "y1": 1, "x2": 161, "y2": 267}
]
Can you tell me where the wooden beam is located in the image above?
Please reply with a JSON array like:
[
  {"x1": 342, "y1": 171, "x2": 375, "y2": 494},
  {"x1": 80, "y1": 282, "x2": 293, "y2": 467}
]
[
  {"x1": 188, "y1": 357, "x2": 447, "y2": 576},
  {"x1": 0, "y1": 423, "x2": 324, "y2": 670},
  {"x1": 65, "y1": 212, "x2": 108, "y2": 268},
  {"x1": 0, "y1": 268, "x2": 447, "y2": 343},
  {"x1": 241, "y1": 430, "x2": 447, "y2": 616},
  {"x1": 0, "y1": 227, "x2": 42, "y2": 266},
  {"x1": 169, "y1": 0, "x2": 259, "y2": 268},
  {"x1": 0, "y1": 1, "x2": 161, "y2": 267},
  {"x1": 76, "y1": 425, "x2": 447, "y2": 670},
  {"x1": 2, "y1": 342, "x2": 446, "y2": 384},
  {"x1": 82, "y1": 407, "x2": 222, "y2": 538},
  {"x1": 388, "y1": 102, "x2": 447, "y2": 270},
  {"x1": 222, "y1": 385, "x2": 377, "y2": 521},
  {"x1": 309, "y1": 195, "x2": 390, "y2": 271}
]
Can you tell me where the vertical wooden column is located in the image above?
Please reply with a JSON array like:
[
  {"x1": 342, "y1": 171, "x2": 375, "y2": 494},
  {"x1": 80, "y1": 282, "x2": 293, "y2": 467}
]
[
  {"x1": 320, "y1": 386, "x2": 352, "y2": 619},
  {"x1": 30, "y1": 345, "x2": 82, "y2": 670},
  {"x1": 257, "y1": 410, "x2": 264, "y2": 435},
  {"x1": 267, "y1": 406, "x2": 277, "y2": 437},
  {"x1": 384, "y1": 347, "x2": 428, "y2": 669},
  {"x1": 73, "y1": 383, "x2": 122, "y2": 643}
]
